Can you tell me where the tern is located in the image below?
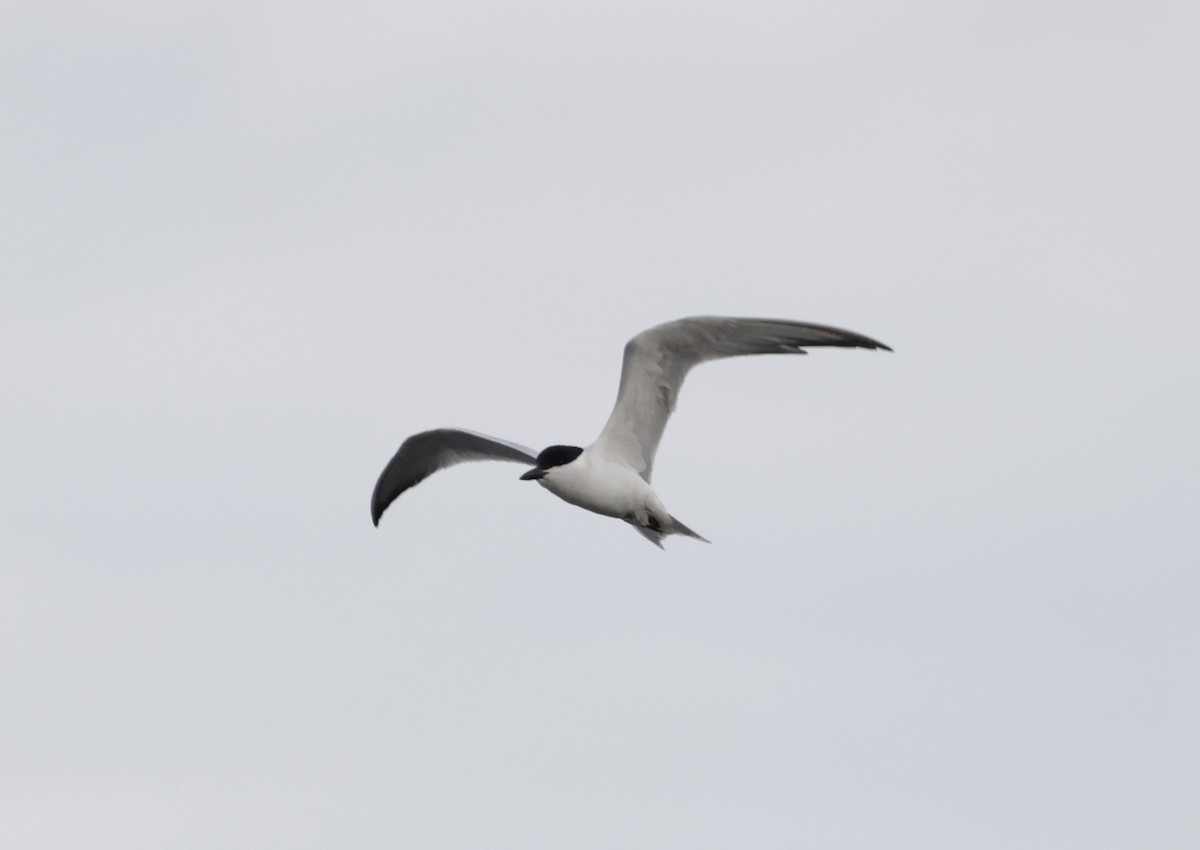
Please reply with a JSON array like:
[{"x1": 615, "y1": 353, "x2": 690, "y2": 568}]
[{"x1": 371, "y1": 316, "x2": 890, "y2": 547}]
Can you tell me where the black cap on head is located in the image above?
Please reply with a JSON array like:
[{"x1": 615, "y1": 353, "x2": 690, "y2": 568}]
[{"x1": 535, "y1": 445, "x2": 583, "y2": 469}]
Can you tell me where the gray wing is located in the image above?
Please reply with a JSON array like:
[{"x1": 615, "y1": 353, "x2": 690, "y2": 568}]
[
  {"x1": 371, "y1": 428, "x2": 537, "y2": 526},
  {"x1": 589, "y1": 317, "x2": 891, "y2": 481}
]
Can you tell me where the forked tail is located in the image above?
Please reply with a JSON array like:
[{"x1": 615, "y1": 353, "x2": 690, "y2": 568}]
[
  {"x1": 668, "y1": 514, "x2": 710, "y2": 544},
  {"x1": 630, "y1": 513, "x2": 711, "y2": 548}
]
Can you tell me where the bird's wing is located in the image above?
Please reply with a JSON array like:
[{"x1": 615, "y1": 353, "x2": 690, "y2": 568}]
[
  {"x1": 371, "y1": 428, "x2": 537, "y2": 526},
  {"x1": 589, "y1": 316, "x2": 891, "y2": 481}
]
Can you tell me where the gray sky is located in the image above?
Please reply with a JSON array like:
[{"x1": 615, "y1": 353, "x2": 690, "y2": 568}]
[{"x1": 3, "y1": 1, "x2": 1198, "y2": 847}]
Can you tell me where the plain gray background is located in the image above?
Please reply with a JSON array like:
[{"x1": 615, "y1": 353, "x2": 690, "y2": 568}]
[{"x1": 3, "y1": 1, "x2": 1197, "y2": 847}]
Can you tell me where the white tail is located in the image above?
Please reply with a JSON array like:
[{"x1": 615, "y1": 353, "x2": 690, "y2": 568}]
[
  {"x1": 628, "y1": 513, "x2": 710, "y2": 548},
  {"x1": 669, "y1": 514, "x2": 710, "y2": 544}
]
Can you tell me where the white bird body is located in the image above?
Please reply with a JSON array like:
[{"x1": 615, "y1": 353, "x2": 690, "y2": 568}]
[
  {"x1": 535, "y1": 450, "x2": 655, "y2": 520},
  {"x1": 371, "y1": 316, "x2": 890, "y2": 547},
  {"x1": 529, "y1": 449, "x2": 696, "y2": 547}
]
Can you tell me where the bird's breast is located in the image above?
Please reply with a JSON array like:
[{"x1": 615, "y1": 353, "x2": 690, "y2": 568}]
[{"x1": 539, "y1": 460, "x2": 654, "y2": 519}]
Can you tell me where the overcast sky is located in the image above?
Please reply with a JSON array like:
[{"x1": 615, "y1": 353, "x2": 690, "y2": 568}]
[{"x1": 2, "y1": 1, "x2": 1198, "y2": 848}]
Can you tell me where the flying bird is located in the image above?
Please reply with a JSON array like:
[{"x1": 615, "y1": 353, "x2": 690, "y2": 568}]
[{"x1": 371, "y1": 316, "x2": 890, "y2": 547}]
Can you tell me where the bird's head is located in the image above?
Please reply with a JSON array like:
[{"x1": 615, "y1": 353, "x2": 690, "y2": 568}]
[{"x1": 520, "y1": 444, "x2": 584, "y2": 480}]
